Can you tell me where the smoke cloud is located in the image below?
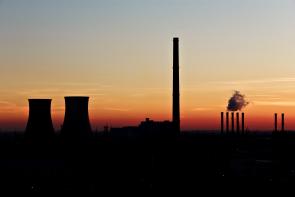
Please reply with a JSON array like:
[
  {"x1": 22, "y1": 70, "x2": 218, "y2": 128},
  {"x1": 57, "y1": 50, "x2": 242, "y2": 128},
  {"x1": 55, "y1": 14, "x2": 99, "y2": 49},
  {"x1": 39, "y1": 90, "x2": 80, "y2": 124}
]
[{"x1": 227, "y1": 91, "x2": 249, "y2": 111}]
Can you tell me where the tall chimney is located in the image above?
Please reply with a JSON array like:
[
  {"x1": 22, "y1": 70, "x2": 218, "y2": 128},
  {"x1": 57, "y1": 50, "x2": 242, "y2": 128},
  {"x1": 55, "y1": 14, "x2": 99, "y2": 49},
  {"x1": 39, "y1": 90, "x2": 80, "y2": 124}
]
[
  {"x1": 226, "y1": 112, "x2": 229, "y2": 133},
  {"x1": 281, "y1": 113, "x2": 285, "y2": 132},
  {"x1": 61, "y1": 96, "x2": 92, "y2": 140},
  {"x1": 231, "y1": 112, "x2": 234, "y2": 132},
  {"x1": 241, "y1": 112, "x2": 245, "y2": 133},
  {"x1": 274, "y1": 113, "x2": 278, "y2": 132},
  {"x1": 173, "y1": 37, "x2": 180, "y2": 133},
  {"x1": 236, "y1": 112, "x2": 240, "y2": 133},
  {"x1": 221, "y1": 112, "x2": 224, "y2": 133},
  {"x1": 25, "y1": 99, "x2": 55, "y2": 142}
]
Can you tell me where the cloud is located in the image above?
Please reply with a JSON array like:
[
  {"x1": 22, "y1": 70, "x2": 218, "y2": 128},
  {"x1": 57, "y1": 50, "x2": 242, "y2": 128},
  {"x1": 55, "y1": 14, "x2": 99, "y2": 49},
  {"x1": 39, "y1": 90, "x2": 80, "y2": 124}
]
[{"x1": 227, "y1": 90, "x2": 249, "y2": 111}]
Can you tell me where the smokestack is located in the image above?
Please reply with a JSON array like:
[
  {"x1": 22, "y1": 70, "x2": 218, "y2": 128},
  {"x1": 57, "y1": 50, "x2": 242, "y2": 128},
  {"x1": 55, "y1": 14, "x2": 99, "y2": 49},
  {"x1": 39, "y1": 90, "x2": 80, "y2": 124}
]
[
  {"x1": 274, "y1": 113, "x2": 278, "y2": 132},
  {"x1": 281, "y1": 113, "x2": 285, "y2": 132},
  {"x1": 226, "y1": 112, "x2": 229, "y2": 133},
  {"x1": 236, "y1": 112, "x2": 240, "y2": 133},
  {"x1": 61, "y1": 96, "x2": 92, "y2": 140},
  {"x1": 25, "y1": 99, "x2": 55, "y2": 142},
  {"x1": 172, "y1": 37, "x2": 180, "y2": 133},
  {"x1": 221, "y1": 112, "x2": 224, "y2": 133},
  {"x1": 231, "y1": 112, "x2": 234, "y2": 132},
  {"x1": 241, "y1": 112, "x2": 245, "y2": 133}
]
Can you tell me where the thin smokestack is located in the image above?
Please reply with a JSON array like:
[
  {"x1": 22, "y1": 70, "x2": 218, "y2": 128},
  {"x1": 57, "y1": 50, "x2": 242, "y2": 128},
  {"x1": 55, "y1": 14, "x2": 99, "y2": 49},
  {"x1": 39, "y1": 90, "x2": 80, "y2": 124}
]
[
  {"x1": 242, "y1": 112, "x2": 245, "y2": 133},
  {"x1": 221, "y1": 112, "x2": 224, "y2": 133},
  {"x1": 274, "y1": 113, "x2": 278, "y2": 132},
  {"x1": 231, "y1": 112, "x2": 234, "y2": 132},
  {"x1": 172, "y1": 37, "x2": 180, "y2": 133},
  {"x1": 226, "y1": 112, "x2": 229, "y2": 133},
  {"x1": 236, "y1": 112, "x2": 240, "y2": 133},
  {"x1": 281, "y1": 113, "x2": 285, "y2": 132}
]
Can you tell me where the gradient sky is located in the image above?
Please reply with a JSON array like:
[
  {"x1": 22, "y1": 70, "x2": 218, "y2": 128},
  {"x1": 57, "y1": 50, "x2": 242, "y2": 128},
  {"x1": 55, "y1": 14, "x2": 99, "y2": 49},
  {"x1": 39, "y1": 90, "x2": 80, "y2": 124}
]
[{"x1": 1, "y1": 0, "x2": 295, "y2": 131}]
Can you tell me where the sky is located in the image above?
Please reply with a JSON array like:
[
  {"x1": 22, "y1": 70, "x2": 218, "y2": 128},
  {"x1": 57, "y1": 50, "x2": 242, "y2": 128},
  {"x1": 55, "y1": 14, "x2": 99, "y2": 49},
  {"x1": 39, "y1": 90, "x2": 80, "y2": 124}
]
[{"x1": 0, "y1": 0, "x2": 295, "y2": 131}]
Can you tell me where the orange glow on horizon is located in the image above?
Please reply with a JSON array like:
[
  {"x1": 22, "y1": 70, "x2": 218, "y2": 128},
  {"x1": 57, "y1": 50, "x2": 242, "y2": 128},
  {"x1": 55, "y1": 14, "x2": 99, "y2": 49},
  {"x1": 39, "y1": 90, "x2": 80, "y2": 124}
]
[{"x1": 2, "y1": 104, "x2": 295, "y2": 132}]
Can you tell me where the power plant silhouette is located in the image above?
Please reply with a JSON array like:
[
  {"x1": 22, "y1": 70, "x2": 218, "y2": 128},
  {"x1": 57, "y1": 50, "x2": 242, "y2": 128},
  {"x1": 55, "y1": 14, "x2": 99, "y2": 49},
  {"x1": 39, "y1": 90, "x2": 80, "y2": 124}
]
[
  {"x1": 1, "y1": 37, "x2": 295, "y2": 193},
  {"x1": 22, "y1": 37, "x2": 289, "y2": 141},
  {"x1": 22, "y1": 37, "x2": 287, "y2": 141},
  {"x1": 24, "y1": 37, "x2": 181, "y2": 141}
]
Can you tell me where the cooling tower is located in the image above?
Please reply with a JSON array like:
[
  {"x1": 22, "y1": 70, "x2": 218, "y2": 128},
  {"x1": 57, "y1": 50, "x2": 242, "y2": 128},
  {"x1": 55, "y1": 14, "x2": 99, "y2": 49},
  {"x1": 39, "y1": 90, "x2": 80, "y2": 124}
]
[
  {"x1": 61, "y1": 96, "x2": 92, "y2": 139},
  {"x1": 25, "y1": 99, "x2": 55, "y2": 142}
]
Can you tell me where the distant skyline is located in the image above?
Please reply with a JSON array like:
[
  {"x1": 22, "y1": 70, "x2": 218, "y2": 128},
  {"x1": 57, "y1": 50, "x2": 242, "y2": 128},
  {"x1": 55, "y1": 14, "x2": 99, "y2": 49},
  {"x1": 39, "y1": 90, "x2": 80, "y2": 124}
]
[{"x1": 1, "y1": 0, "x2": 295, "y2": 131}]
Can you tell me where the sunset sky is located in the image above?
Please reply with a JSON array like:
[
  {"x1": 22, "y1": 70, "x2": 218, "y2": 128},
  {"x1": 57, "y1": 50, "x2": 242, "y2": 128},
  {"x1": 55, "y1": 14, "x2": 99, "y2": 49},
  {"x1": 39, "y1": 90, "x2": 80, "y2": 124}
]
[{"x1": 1, "y1": 0, "x2": 295, "y2": 131}]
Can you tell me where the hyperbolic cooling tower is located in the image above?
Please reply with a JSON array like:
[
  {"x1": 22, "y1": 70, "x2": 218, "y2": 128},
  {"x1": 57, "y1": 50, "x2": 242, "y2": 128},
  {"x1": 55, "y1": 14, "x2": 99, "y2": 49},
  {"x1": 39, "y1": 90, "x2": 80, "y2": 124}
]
[
  {"x1": 61, "y1": 96, "x2": 92, "y2": 139},
  {"x1": 25, "y1": 99, "x2": 55, "y2": 141}
]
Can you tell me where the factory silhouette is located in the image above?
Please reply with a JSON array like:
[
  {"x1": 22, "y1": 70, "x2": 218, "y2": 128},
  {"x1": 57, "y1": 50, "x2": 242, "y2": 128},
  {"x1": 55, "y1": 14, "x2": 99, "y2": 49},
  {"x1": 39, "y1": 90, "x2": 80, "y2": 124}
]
[{"x1": 1, "y1": 37, "x2": 295, "y2": 194}]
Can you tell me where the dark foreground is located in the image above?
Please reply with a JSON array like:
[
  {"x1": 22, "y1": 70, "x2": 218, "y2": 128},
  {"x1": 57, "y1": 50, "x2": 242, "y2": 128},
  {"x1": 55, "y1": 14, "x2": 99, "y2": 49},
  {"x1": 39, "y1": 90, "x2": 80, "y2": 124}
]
[{"x1": 0, "y1": 131, "x2": 294, "y2": 194}]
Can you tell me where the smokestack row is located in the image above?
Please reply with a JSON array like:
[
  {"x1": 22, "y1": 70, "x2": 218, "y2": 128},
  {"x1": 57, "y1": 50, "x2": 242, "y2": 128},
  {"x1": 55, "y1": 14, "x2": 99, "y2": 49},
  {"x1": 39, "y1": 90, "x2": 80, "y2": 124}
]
[
  {"x1": 274, "y1": 113, "x2": 285, "y2": 132},
  {"x1": 221, "y1": 112, "x2": 245, "y2": 134},
  {"x1": 25, "y1": 96, "x2": 92, "y2": 142}
]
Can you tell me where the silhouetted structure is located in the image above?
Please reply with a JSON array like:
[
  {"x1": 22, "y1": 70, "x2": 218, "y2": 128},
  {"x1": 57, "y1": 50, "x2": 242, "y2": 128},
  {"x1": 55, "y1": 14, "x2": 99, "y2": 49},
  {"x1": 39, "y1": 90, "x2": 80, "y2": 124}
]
[
  {"x1": 139, "y1": 118, "x2": 175, "y2": 137},
  {"x1": 274, "y1": 113, "x2": 278, "y2": 132},
  {"x1": 25, "y1": 99, "x2": 55, "y2": 143},
  {"x1": 173, "y1": 37, "x2": 180, "y2": 133},
  {"x1": 61, "y1": 96, "x2": 92, "y2": 141},
  {"x1": 111, "y1": 118, "x2": 175, "y2": 138},
  {"x1": 282, "y1": 113, "x2": 285, "y2": 132},
  {"x1": 231, "y1": 112, "x2": 234, "y2": 132},
  {"x1": 274, "y1": 113, "x2": 286, "y2": 132},
  {"x1": 241, "y1": 112, "x2": 245, "y2": 133},
  {"x1": 226, "y1": 112, "x2": 229, "y2": 133},
  {"x1": 222, "y1": 111, "x2": 244, "y2": 134},
  {"x1": 221, "y1": 112, "x2": 224, "y2": 133},
  {"x1": 236, "y1": 112, "x2": 240, "y2": 133}
]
